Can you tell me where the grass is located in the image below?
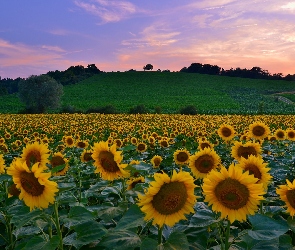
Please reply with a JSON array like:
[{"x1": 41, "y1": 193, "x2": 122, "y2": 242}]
[{"x1": 1, "y1": 71, "x2": 295, "y2": 114}]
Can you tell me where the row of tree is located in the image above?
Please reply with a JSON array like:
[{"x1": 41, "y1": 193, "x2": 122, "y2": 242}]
[{"x1": 180, "y1": 63, "x2": 295, "y2": 81}]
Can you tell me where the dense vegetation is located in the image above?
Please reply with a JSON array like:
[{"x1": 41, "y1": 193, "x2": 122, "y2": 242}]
[{"x1": 1, "y1": 71, "x2": 295, "y2": 114}]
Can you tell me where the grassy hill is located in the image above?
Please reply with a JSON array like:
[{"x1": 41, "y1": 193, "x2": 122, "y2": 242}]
[{"x1": 1, "y1": 71, "x2": 295, "y2": 114}]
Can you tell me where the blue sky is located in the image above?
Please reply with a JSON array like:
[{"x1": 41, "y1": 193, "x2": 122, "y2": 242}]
[{"x1": 1, "y1": 0, "x2": 295, "y2": 78}]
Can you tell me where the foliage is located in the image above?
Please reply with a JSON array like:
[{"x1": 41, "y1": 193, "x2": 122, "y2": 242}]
[
  {"x1": 18, "y1": 75, "x2": 63, "y2": 113},
  {"x1": 86, "y1": 105, "x2": 118, "y2": 114},
  {"x1": 178, "y1": 105, "x2": 198, "y2": 115},
  {"x1": 143, "y1": 64, "x2": 153, "y2": 71},
  {"x1": 129, "y1": 104, "x2": 149, "y2": 114}
]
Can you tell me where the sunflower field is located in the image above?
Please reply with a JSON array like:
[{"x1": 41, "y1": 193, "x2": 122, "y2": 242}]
[{"x1": 1, "y1": 113, "x2": 295, "y2": 249}]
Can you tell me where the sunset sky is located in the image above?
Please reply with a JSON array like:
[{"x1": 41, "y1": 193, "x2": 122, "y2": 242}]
[{"x1": 1, "y1": 0, "x2": 295, "y2": 79}]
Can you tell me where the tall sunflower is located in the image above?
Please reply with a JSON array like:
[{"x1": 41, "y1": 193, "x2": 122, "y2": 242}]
[
  {"x1": 80, "y1": 149, "x2": 93, "y2": 163},
  {"x1": 0, "y1": 154, "x2": 5, "y2": 174},
  {"x1": 248, "y1": 122, "x2": 270, "y2": 140},
  {"x1": 92, "y1": 141, "x2": 129, "y2": 181},
  {"x1": 274, "y1": 129, "x2": 286, "y2": 140},
  {"x1": 173, "y1": 149, "x2": 190, "y2": 165},
  {"x1": 217, "y1": 124, "x2": 236, "y2": 142},
  {"x1": 137, "y1": 170, "x2": 197, "y2": 227},
  {"x1": 286, "y1": 128, "x2": 295, "y2": 141},
  {"x1": 276, "y1": 179, "x2": 295, "y2": 217},
  {"x1": 231, "y1": 141, "x2": 261, "y2": 161},
  {"x1": 189, "y1": 148, "x2": 221, "y2": 179},
  {"x1": 6, "y1": 160, "x2": 58, "y2": 211},
  {"x1": 197, "y1": 139, "x2": 214, "y2": 150},
  {"x1": 151, "y1": 155, "x2": 163, "y2": 168},
  {"x1": 20, "y1": 142, "x2": 50, "y2": 170},
  {"x1": 202, "y1": 165, "x2": 265, "y2": 223},
  {"x1": 50, "y1": 152, "x2": 69, "y2": 176},
  {"x1": 136, "y1": 142, "x2": 147, "y2": 153},
  {"x1": 236, "y1": 155, "x2": 272, "y2": 190},
  {"x1": 126, "y1": 176, "x2": 145, "y2": 190}
]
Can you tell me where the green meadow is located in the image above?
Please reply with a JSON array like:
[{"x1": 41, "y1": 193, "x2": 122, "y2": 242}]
[{"x1": 1, "y1": 71, "x2": 295, "y2": 114}]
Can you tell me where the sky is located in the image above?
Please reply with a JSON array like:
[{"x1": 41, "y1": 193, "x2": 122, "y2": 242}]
[{"x1": 0, "y1": 0, "x2": 295, "y2": 79}]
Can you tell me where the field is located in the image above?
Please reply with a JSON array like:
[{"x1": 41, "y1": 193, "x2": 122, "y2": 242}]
[
  {"x1": 1, "y1": 113, "x2": 295, "y2": 249},
  {"x1": 1, "y1": 72, "x2": 295, "y2": 114}
]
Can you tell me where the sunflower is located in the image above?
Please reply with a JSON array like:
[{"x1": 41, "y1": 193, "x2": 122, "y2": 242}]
[
  {"x1": 8, "y1": 183, "x2": 21, "y2": 198},
  {"x1": 173, "y1": 149, "x2": 190, "y2": 165},
  {"x1": 151, "y1": 155, "x2": 163, "y2": 168},
  {"x1": 197, "y1": 139, "x2": 214, "y2": 150},
  {"x1": 6, "y1": 160, "x2": 58, "y2": 211},
  {"x1": 92, "y1": 141, "x2": 129, "y2": 181},
  {"x1": 80, "y1": 149, "x2": 93, "y2": 163},
  {"x1": 202, "y1": 164, "x2": 265, "y2": 223},
  {"x1": 248, "y1": 122, "x2": 270, "y2": 140},
  {"x1": 114, "y1": 139, "x2": 123, "y2": 148},
  {"x1": 129, "y1": 159, "x2": 140, "y2": 165},
  {"x1": 231, "y1": 141, "x2": 261, "y2": 161},
  {"x1": 276, "y1": 179, "x2": 295, "y2": 217},
  {"x1": 159, "y1": 139, "x2": 169, "y2": 148},
  {"x1": 236, "y1": 155, "x2": 272, "y2": 190},
  {"x1": 126, "y1": 176, "x2": 145, "y2": 190},
  {"x1": 50, "y1": 152, "x2": 69, "y2": 176},
  {"x1": 131, "y1": 137, "x2": 138, "y2": 145},
  {"x1": 189, "y1": 148, "x2": 221, "y2": 179},
  {"x1": 63, "y1": 135, "x2": 75, "y2": 148},
  {"x1": 137, "y1": 170, "x2": 197, "y2": 227},
  {"x1": 217, "y1": 124, "x2": 236, "y2": 141},
  {"x1": 20, "y1": 142, "x2": 50, "y2": 170},
  {"x1": 274, "y1": 129, "x2": 286, "y2": 140},
  {"x1": 136, "y1": 142, "x2": 147, "y2": 153},
  {"x1": 286, "y1": 128, "x2": 295, "y2": 141},
  {"x1": 75, "y1": 140, "x2": 89, "y2": 149},
  {"x1": 0, "y1": 154, "x2": 5, "y2": 174}
]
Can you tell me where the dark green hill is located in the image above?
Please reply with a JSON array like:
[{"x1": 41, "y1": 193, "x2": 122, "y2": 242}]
[{"x1": 1, "y1": 71, "x2": 295, "y2": 114}]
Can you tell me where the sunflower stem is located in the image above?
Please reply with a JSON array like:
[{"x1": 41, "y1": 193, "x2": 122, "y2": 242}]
[
  {"x1": 158, "y1": 225, "x2": 163, "y2": 245},
  {"x1": 3, "y1": 181, "x2": 14, "y2": 250},
  {"x1": 260, "y1": 200, "x2": 264, "y2": 214},
  {"x1": 53, "y1": 201, "x2": 63, "y2": 250},
  {"x1": 224, "y1": 219, "x2": 231, "y2": 250}
]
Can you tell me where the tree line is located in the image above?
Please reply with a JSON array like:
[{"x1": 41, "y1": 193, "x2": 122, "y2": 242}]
[{"x1": 180, "y1": 63, "x2": 295, "y2": 81}]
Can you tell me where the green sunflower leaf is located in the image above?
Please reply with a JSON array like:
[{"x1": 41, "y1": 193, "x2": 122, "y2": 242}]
[
  {"x1": 21, "y1": 235, "x2": 59, "y2": 250},
  {"x1": 162, "y1": 231, "x2": 189, "y2": 250},
  {"x1": 140, "y1": 237, "x2": 158, "y2": 250},
  {"x1": 248, "y1": 214, "x2": 289, "y2": 240}
]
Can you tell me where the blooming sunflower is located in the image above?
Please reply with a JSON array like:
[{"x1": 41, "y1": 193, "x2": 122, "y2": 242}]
[
  {"x1": 0, "y1": 154, "x2": 5, "y2": 174},
  {"x1": 217, "y1": 124, "x2": 236, "y2": 141},
  {"x1": 92, "y1": 141, "x2": 129, "y2": 181},
  {"x1": 274, "y1": 129, "x2": 286, "y2": 140},
  {"x1": 20, "y1": 142, "x2": 50, "y2": 170},
  {"x1": 75, "y1": 140, "x2": 89, "y2": 149},
  {"x1": 173, "y1": 149, "x2": 190, "y2": 165},
  {"x1": 50, "y1": 152, "x2": 69, "y2": 176},
  {"x1": 189, "y1": 148, "x2": 221, "y2": 179},
  {"x1": 137, "y1": 170, "x2": 197, "y2": 227},
  {"x1": 197, "y1": 139, "x2": 214, "y2": 150},
  {"x1": 151, "y1": 155, "x2": 163, "y2": 168},
  {"x1": 136, "y1": 142, "x2": 147, "y2": 153},
  {"x1": 231, "y1": 141, "x2": 261, "y2": 161},
  {"x1": 80, "y1": 149, "x2": 93, "y2": 163},
  {"x1": 159, "y1": 139, "x2": 169, "y2": 148},
  {"x1": 276, "y1": 179, "x2": 295, "y2": 217},
  {"x1": 6, "y1": 160, "x2": 59, "y2": 211},
  {"x1": 63, "y1": 135, "x2": 75, "y2": 147},
  {"x1": 286, "y1": 128, "x2": 295, "y2": 141},
  {"x1": 236, "y1": 155, "x2": 272, "y2": 190},
  {"x1": 202, "y1": 165, "x2": 265, "y2": 223},
  {"x1": 248, "y1": 122, "x2": 270, "y2": 140},
  {"x1": 126, "y1": 176, "x2": 145, "y2": 190}
]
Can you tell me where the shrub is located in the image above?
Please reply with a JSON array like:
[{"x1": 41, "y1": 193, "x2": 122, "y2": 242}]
[
  {"x1": 178, "y1": 105, "x2": 198, "y2": 115},
  {"x1": 154, "y1": 106, "x2": 162, "y2": 114},
  {"x1": 86, "y1": 105, "x2": 117, "y2": 114},
  {"x1": 129, "y1": 104, "x2": 148, "y2": 114}
]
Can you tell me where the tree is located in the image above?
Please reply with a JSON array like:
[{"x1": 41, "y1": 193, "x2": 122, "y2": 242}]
[
  {"x1": 18, "y1": 74, "x2": 63, "y2": 113},
  {"x1": 143, "y1": 64, "x2": 153, "y2": 71}
]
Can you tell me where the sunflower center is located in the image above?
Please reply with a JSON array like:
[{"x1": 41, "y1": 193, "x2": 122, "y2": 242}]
[
  {"x1": 252, "y1": 126, "x2": 265, "y2": 136},
  {"x1": 200, "y1": 143, "x2": 211, "y2": 150},
  {"x1": 215, "y1": 178, "x2": 249, "y2": 210},
  {"x1": 177, "y1": 152, "x2": 189, "y2": 163},
  {"x1": 51, "y1": 156, "x2": 65, "y2": 168},
  {"x1": 67, "y1": 138, "x2": 74, "y2": 145},
  {"x1": 8, "y1": 183, "x2": 21, "y2": 197},
  {"x1": 77, "y1": 141, "x2": 86, "y2": 148},
  {"x1": 26, "y1": 150, "x2": 41, "y2": 167},
  {"x1": 137, "y1": 143, "x2": 146, "y2": 151},
  {"x1": 153, "y1": 158, "x2": 161, "y2": 167},
  {"x1": 237, "y1": 146, "x2": 257, "y2": 159},
  {"x1": 161, "y1": 140, "x2": 168, "y2": 147},
  {"x1": 99, "y1": 151, "x2": 120, "y2": 172},
  {"x1": 244, "y1": 164, "x2": 262, "y2": 180},
  {"x1": 194, "y1": 155, "x2": 214, "y2": 173},
  {"x1": 152, "y1": 181, "x2": 188, "y2": 215},
  {"x1": 131, "y1": 179, "x2": 144, "y2": 189},
  {"x1": 83, "y1": 152, "x2": 93, "y2": 162},
  {"x1": 277, "y1": 131, "x2": 285, "y2": 139},
  {"x1": 20, "y1": 171, "x2": 45, "y2": 196},
  {"x1": 288, "y1": 131, "x2": 295, "y2": 138},
  {"x1": 221, "y1": 127, "x2": 232, "y2": 137},
  {"x1": 286, "y1": 189, "x2": 295, "y2": 209}
]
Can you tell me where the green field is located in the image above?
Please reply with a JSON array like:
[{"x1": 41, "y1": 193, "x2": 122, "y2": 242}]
[{"x1": 1, "y1": 71, "x2": 295, "y2": 114}]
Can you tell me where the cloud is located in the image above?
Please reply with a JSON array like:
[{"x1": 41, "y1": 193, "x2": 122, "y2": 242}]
[{"x1": 74, "y1": 0, "x2": 137, "y2": 23}]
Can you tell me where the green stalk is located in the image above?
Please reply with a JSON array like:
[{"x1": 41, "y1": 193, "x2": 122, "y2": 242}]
[
  {"x1": 158, "y1": 226, "x2": 163, "y2": 245},
  {"x1": 4, "y1": 181, "x2": 14, "y2": 250},
  {"x1": 224, "y1": 219, "x2": 231, "y2": 250},
  {"x1": 53, "y1": 201, "x2": 63, "y2": 250}
]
